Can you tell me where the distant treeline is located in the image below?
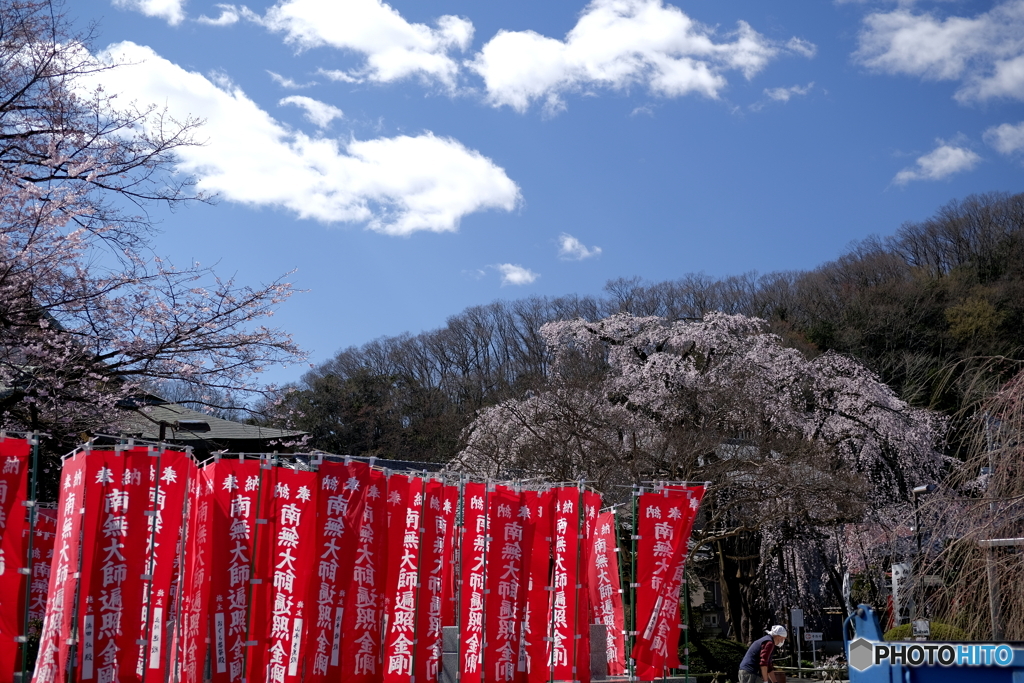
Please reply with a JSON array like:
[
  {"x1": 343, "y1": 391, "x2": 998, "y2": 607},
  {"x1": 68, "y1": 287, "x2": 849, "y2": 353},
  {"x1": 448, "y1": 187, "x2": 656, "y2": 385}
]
[{"x1": 264, "y1": 191, "x2": 1024, "y2": 461}]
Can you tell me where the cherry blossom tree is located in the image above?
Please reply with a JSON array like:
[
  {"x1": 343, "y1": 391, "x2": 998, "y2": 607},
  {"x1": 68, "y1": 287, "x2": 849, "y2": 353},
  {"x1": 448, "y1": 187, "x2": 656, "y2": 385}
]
[
  {"x1": 0, "y1": 0, "x2": 303, "y2": 439},
  {"x1": 456, "y1": 312, "x2": 945, "y2": 639}
]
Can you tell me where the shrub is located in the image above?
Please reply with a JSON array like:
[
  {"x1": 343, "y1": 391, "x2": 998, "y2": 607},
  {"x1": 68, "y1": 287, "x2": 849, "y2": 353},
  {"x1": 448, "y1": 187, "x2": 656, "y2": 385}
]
[
  {"x1": 684, "y1": 637, "x2": 749, "y2": 675},
  {"x1": 883, "y1": 622, "x2": 970, "y2": 641}
]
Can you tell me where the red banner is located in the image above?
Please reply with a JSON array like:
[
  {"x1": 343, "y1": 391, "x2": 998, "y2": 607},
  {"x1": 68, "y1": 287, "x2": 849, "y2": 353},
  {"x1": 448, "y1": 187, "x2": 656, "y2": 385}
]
[
  {"x1": 33, "y1": 452, "x2": 88, "y2": 683},
  {"x1": 71, "y1": 448, "x2": 190, "y2": 683},
  {"x1": 483, "y1": 485, "x2": 525, "y2": 683},
  {"x1": 340, "y1": 466, "x2": 387, "y2": 682},
  {"x1": 441, "y1": 486, "x2": 459, "y2": 631},
  {"x1": 247, "y1": 466, "x2": 318, "y2": 683},
  {"x1": 77, "y1": 449, "x2": 140, "y2": 683},
  {"x1": 549, "y1": 487, "x2": 581, "y2": 682},
  {"x1": 175, "y1": 463, "x2": 215, "y2": 683},
  {"x1": 632, "y1": 489, "x2": 688, "y2": 666},
  {"x1": 575, "y1": 490, "x2": 602, "y2": 683},
  {"x1": 631, "y1": 486, "x2": 704, "y2": 679},
  {"x1": 139, "y1": 449, "x2": 193, "y2": 681},
  {"x1": 587, "y1": 510, "x2": 625, "y2": 675},
  {"x1": 28, "y1": 509, "x2": 58, "y2": 632},
  {"x1": 415, "y1": 480, "x2": 456, "y2": 683},
  {"x1": 207, "y1": 458, "x2": 272, "y2": 683},
  {"x1": 517, "y1": 489, "x2": 552, "y2": 683},
  {"x1": 304, "y1": 460, "x2": 367, "y2": 682},
  {"x1": 382, "y1": 475, "x2": 424, "y2": 683},
  {"x1": 662, "y1": 485, "x2": 705, "y2": 671},
  {"x1": 459, "y1": 481, "x2": 487, "y2": 683},
  {"x1": 0, "y1": 437, "x2": 30, "y2": 676}
]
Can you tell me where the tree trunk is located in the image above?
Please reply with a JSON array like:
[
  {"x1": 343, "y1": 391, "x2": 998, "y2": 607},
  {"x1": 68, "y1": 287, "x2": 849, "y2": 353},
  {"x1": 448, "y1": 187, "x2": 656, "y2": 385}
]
[{"x1": 718, "y1": 533, "x2": 764, "y2": 643}]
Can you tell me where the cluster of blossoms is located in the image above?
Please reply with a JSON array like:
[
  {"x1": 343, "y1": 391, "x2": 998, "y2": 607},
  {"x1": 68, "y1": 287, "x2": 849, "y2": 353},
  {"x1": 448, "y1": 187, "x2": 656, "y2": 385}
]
[
  {"x1": 458, "y1": 313, "x2": 947, "y2": 619},
  {"x1": 463, "y1": 312, "x2": 944, "y2": 500}
]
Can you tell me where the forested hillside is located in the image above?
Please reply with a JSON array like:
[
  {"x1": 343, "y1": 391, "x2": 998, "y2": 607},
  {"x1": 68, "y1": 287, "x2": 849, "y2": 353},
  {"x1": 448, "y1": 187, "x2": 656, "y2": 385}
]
[{"x1": 264, "y1": 191, "x2": 1024, "y2": 462}]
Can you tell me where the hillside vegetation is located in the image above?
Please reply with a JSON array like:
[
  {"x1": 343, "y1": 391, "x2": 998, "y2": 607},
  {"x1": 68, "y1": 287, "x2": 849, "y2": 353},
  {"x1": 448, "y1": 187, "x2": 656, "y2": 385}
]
[{"x1": 264, "y1": 191, "x2": 1024, "y2": 462}]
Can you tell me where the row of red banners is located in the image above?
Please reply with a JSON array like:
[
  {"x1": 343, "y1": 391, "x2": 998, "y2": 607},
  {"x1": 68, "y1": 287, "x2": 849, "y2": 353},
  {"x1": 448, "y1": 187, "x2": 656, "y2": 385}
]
[{"x1": 0, "y1": 438, "x2": 703, "y2": 683}]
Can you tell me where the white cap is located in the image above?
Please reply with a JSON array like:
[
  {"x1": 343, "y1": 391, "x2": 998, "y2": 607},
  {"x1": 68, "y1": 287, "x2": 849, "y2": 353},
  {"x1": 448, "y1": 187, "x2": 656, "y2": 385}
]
[{"x1": 768, "y1": 625, "x2": 788, "y2": 638}]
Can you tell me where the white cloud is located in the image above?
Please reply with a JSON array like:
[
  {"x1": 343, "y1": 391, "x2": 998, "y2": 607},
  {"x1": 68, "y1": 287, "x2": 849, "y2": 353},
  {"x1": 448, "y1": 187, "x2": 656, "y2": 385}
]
[
  {"x1": 113, "y1": 0, "x2": 186, "y2": 25},
  {"x1": 93, "y1": 42, "x2": 520, "y2": 235},
  {"x1": 984, "y1": 121, "x2": 1024, "y2": 154},
  {"x1": 558, "y1": 233, "x2": 602, "y2": 260},
  {"x1": 495, "y1": 264, "x2": 539, "y2": 286},
  {"x1": 255, "y1": 0, "x2": 473, "y2": 88},
  {"x1": 268, "y1": 71, "x2": 316, "y2": 89},
  {"x1": 785, "y1": 37, "x2": 817, "y2": 59},
  {"x1": 317, "y1": 68, "x2": 361, "y2": 84},
  {"x1": 279, "y1": 95, "x2": 343, "y2": 128},
  {"x1": 469, "y1": 0, "x2": 813, "y2": 113},
  {"x1": 197, "y1": 4, "x2": 241, "y2": 26},
  {"x1": 893, "y1": 142, "x2": 981, "y2": 185},
  {"x1": 764, "y1": 81, "x2": 814, "y2": 102},
  {"x1": 855, "y1": 1, "x2": 1024, "y2": 102}
]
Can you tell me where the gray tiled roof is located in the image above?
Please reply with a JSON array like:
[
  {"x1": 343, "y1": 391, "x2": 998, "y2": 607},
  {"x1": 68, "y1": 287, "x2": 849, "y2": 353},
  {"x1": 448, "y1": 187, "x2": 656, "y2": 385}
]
[{"x1": 124, "y1": 402, "x2": 305, "y2": 443}]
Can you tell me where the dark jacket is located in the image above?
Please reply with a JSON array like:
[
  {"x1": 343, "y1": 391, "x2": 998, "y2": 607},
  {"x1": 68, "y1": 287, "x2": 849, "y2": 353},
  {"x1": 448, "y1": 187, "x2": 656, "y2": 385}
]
[{"x1": 739, "y1": 635, "x2": 777, "y2": 674}]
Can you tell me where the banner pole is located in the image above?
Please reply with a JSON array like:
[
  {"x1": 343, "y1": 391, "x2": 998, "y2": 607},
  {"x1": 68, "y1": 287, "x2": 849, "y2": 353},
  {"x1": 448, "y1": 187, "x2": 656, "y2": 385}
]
[
  {"x1": 612, "y1": 507, "x2": 629, "y2": 678},
  {"x1": 139, "y1": 446, "x2": 166, "y2": 683},
  {"x1": 243, "y1": 455, "x2": 272, "y2": 679},
  {"x1": 455, "y1": 475, "x2": 467, "y2": 682},
  {"x1": 683, "y1": 567, "x2": 691, "y2": 683},
  {"x1": 168, "y1": 459, "x2": 196, "y2": 682},
  {"x1": 20, "y1": 432, "x2": 40, "y2": 681},
  {"x1": 380, "y1": 466, "x2": 392, "y2": 668},
  {"x1": 441, "y1": 470, "x2": 453, "y2": 681},
  {"x1": 481, "y1": 477, "x2": 491, "y2": 682},
  {"x1": 571, "y1": 481, "x2": 584, "y2": 683},
  {"x1": 661, "y1": 483, "x2": 668, "y2": 683},
  {"x1": 547, "y1": 486, "x2": 556, "y2": 683},
  {"x1": 69, "y1": 440, "x2": 96, "y2": 683},
  {"x1": 629, "y1": 486, "x2": 639, "y2": 683},
  {"x1": 409, "y1": 474, "x2": 428, "y2": 683}
]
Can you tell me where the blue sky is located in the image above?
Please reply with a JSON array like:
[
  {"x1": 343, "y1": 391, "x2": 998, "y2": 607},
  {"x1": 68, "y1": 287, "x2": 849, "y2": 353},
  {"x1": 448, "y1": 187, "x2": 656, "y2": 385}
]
[{"x1": 76, "y1": 0, "x2": 1024, "y2": 387}]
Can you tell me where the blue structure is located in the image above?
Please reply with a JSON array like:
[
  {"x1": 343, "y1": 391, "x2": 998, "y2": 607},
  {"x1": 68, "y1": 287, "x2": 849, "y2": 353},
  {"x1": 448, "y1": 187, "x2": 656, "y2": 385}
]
[{"x1": 844, "y1": 605, "x2": 1024, "y2": 682}]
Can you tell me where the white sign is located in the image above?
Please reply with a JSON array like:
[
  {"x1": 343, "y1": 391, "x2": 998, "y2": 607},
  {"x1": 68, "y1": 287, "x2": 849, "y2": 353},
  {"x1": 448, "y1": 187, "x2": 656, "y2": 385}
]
[
  {"x1": 912, "y1": 619, "x2": 931, "y2": 638},
  {"x1": 804, "y1": 632, "x2": 823, "y2": 642},
  {"x1": 891, "y1": 563, "x2": 912, "y2": 625},
  {"x1": 790, "y1": 608, "x2": 804, "y2": 628}
]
